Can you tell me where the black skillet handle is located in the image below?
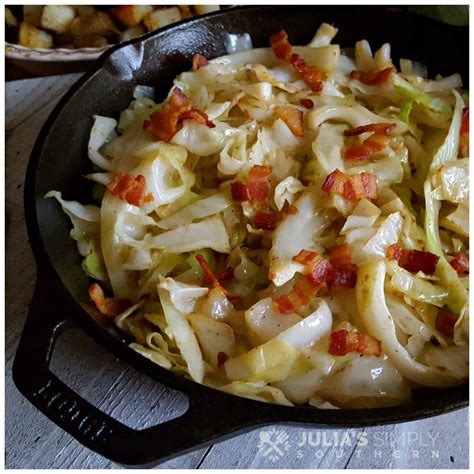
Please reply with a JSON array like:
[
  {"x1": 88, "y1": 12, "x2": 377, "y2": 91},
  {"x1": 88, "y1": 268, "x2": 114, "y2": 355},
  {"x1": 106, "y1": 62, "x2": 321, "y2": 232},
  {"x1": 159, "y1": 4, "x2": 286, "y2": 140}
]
[{"x1": 12, "y1": 273, "x2": 263, "y2": 466}]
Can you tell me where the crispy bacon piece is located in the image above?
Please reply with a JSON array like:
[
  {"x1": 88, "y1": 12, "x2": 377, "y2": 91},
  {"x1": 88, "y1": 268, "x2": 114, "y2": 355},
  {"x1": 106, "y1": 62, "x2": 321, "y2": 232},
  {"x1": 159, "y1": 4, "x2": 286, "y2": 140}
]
[
  {"x1": 88, "y1": 283, "x2": 130, "y2": 318},
  {"x1": 107, "y1": 172, "x2": 148, "y2": 206},
  {"x1": 327, "y1": 264, "x2": 358, "y2": 289},
  {"x1": 284, "y1": 204, "x2": 298, "y2": 215},
  {"x1": 143, "y1": 87, "x2": 214, "y2": 142},
  {"x1": 322, "y1": 169, "x2": 378, "y2": 201},
  {"x1": 290, "y1": 53, "x2": 324, "y2": 92},
  {"x1": 328, "y1": 329, "x2": 381, "y2": 356},
  {"x1": 450, "y1": 252, "x2": 469, "y2": 275},
  {"x1": 254, "y1": 211, "x2": 277, "y2": 230},
  {"x1": 231, "y1": 165, "x2": 271, "y2": 202},
  {"x1": 460, "y1": 107, "x2": 469, "y2": 157},
  {"x1": 387, "y1": 244, "x2": 439, "y2": 275},
  {"x1": 293, "y1": 249, "x2": 320, "y2": 266},
  {"x1": 144, "y1": 88, "x2": 191, "y2": 142},
  {"x1": 307, "y1": 257, "x2": 332, "y2": 284},
  {"x1": 350, "y1": 66, "x2": 396, "y2": 85},
  {"x1": 275, "y1": 106, "x2": 305, "y2": 137},
  {"x1": 217, "y1": 351, "x2": 229, "y2": 367},
  {"x1": 275, "y1": 275, "x2": 322, "y2": 314},
  {"x1": 345, "y1": 134, "x2": 391, "y2": 161},
  {"x1": 195, "y1": 255, "x2": 241, "y2": 301},
  {"x1": 300, "y1": 98, "x2": 314, "y2": 109},
  {"x1": 180, "y1": 108, "x2": 215, "y2": 128},
  {"x1": 270, "y1": 29, "x2": 324, "y2": 92},
  {"x1": 344, "y1": 123, "x2": 396, "y2": 137},
  {"x1": 329, "y1": 244, "x2": 352, "y2": 267},
  {"x1": 270, "y1": 29, "x2": 292, "y2": 61},
  {"x1": 435, "y1": 312, "x2": 458, "y2": 337},
  {"x1": 192, "y1": 53, "x2": 209, "y2": 71}
]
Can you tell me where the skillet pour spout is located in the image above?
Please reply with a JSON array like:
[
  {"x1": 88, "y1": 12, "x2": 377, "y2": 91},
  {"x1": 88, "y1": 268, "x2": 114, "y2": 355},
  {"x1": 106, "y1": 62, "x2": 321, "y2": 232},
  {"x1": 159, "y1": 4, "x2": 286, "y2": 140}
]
[{"x1": 14, "y1": 5, "x2": 468, "y2": 466}]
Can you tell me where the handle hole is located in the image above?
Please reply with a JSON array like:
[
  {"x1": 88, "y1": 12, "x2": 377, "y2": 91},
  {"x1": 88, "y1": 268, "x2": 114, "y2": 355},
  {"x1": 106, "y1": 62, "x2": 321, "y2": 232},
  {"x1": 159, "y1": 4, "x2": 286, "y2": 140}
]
[{"x1": 50, "y1": 328, "x2": 189, "y2": 430}]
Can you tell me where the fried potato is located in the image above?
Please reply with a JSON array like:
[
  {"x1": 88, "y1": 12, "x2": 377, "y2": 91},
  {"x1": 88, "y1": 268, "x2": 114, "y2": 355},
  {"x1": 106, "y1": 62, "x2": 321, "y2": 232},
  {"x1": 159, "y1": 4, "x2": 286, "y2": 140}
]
[
  {"x1": 74, "y1": 6, "x2": 96, "y2": 17},
  {"x1": 18, "y1": 22, "x2": 53, "y2": 49},
  {"x1": 70, "y1": 11, "x2": 118, "y2": 37},
  {"x1": 143, "y1": 7, "x2": 182, "y2": 32},
  {"x1": 23, "y1": 5, "x2": 43, "y2": 27},
  {"x1": 41, "y1": 5, "x2": 76, "y2": 34},
  {"x1": 72, "y1": 34, "x2": 108, "y2": 48},
  {"x1": 112, "y1": 5, "x2": 153, "y2": 28},
  {"x1": 119, "y1": 25, "x2": 146, "y2": 43},
  {"x1": 178, "y1": 5, "x2": 193, "y2": 19},
  {"x1": 193, "y1": 5, "x2": 220, "y2": 15},
  {"x1": 5, "y1": 7, "x2": 18, "y2": 27}
]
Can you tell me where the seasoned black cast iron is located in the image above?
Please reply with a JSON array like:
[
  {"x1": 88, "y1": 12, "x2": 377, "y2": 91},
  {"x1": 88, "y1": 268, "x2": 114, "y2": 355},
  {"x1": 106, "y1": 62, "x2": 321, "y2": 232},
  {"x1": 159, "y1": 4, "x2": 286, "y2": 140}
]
[{"x1": 14, "y1": 5, "x2": 469, "y2": 467}]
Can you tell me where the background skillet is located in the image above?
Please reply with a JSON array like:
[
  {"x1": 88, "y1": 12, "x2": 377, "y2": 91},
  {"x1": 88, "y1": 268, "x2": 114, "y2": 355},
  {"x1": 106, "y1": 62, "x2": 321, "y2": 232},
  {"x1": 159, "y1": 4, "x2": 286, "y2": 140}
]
[{"x1": 14, "y1": 5, "x2": 468, "y2": 467}]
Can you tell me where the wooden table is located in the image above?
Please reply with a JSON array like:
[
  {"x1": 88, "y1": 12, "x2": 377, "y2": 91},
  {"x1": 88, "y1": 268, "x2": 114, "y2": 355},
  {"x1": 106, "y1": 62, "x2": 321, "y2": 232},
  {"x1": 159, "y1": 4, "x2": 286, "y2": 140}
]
[{"x1": 5, "y1": 74, "x2": 469, "y2": 469}]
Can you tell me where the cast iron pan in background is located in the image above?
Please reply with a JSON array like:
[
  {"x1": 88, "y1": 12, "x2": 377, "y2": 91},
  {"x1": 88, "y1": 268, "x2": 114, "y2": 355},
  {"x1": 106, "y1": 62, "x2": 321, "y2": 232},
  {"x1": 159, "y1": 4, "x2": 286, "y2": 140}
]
[{"x1": 13, "y1": 5, "x2": 469, "y2": 467}]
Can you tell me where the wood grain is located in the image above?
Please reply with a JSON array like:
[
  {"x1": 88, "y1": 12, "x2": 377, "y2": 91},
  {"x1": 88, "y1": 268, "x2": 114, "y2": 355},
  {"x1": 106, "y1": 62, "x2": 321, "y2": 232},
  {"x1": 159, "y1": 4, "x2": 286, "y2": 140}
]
[{"x1": 5, "y1": 74, "x2": 469, "y2": 469}]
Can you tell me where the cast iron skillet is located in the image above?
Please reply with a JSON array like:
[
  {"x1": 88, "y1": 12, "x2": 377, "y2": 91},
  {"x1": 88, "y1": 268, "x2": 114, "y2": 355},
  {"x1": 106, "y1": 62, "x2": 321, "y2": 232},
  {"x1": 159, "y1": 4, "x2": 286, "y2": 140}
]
[{"x1": 14, "y1": 5, "x2": 469, "y2": 467}]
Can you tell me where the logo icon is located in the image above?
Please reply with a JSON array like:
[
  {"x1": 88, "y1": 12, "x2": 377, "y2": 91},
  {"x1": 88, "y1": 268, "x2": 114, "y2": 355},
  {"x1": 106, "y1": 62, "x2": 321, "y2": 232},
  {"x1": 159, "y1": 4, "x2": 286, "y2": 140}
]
[{"x1": 257, "y1": 428, "x2": 291, "y2": 462}]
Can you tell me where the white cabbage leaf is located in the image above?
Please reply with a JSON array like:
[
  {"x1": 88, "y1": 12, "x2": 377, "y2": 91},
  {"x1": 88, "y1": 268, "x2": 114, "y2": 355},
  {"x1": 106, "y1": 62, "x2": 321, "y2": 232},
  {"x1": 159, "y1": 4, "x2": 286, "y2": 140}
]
[
  {"x1": 158, "y1": 277, "x2": 208, "y2": 314},
  {"x1": 269, "y1": 189, "x2": 334, "y2": 286},
  {"x1": 356, "y1": 259, "x2": 462, "y2": 387},
  {"x1": 88, "y1": 115, "x2": 117, "y2": 171},
  {"x1": 156, "y1": 193, "x2": 231, "y2": 230},
  {"x1": 172, "y1": 120, "x2": 225, "y2": 156},
  {"x1": 158, "y1": 286, "x2": 205, "y2": 383},
  {"x1": 362, "y1": 212, "x2": 403, "y2": 257},
  {"x1": 274, "y1": 177, "x2": 305, "y2": 211},
  {"x1": 188, "y1": 313, "x2": 236, "y2": 368}
]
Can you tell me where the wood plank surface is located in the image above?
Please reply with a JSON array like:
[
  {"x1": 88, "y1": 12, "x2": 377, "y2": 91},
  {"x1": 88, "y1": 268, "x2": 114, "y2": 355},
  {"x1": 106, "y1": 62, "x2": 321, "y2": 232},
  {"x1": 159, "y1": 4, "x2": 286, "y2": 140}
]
[{"x1": 5, "y1": 74, "x2": 469, "y2": 469}]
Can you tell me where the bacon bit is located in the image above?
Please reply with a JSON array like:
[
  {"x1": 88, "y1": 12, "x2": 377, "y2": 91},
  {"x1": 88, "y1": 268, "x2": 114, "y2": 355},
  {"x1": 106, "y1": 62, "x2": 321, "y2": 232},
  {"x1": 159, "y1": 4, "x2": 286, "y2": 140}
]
[
  {"x1": 293, "y1": 249, "x2": 320, "y2": 266},
  {"x1": 143, "y1": 87, "x2": 213, "y2": 142},
  {"x1": 249, "y1": 165, "x2": 272, "y2": 181},
  {"x1": 180, "y1": 108, "x2": 215, "y2": 128},
  {"x1": 143, "y1": 88, "x2": 190, "y2": 142},
  {"x1": 329, "y1": 244, "x2": 352, "y2": 267},
  {"x1": 231, "y1": 181, "x2": 250, "y2": 201},
  {"x1": 216, "y1": 267, "x2": 235, "y2": 281},
  {"x1": 387, "y1": 244, "x2": 439, "y2": 275},
  {"x1": 299, "y1": 98, "x2": 314, "y2": 109},
  {"x1": 322, "y1": 169, "x2": 378, "y2": 201},
  {"x1": 350, "y1": 66, "x2": 396, "y2": 85},
  {"x1": 327, "y1": 264, "x2": 358, "y2": 289},
  {"x1": 144, "y1": 193, "x2": 154, "y2": 203},
  {"x1": 192, "y1": 53, "x2": 209, "y2": 71},
  {"x1": 195, "y1": 255, "x2": 241, "y2": 301},
  {"x1": 460, "y1": 107, "x2": 469, "y2": 157},
  {"x1": 329, "y1": 329, "x2": 381, "y2": 356},
  {"x1": 450, "y1": 252, "x2": 469, "y2": 275},
  {"x1": 217, "y1": 351, "x2": 229, "y2": 367},
  {"x1": 275, "y1": 106, "x2": 305, "y2": 137},
  {"x1": 435, "y1": 312, "x2": 458, "y2": 337},
  {"x1": 275, "y1": 275, "x2": 321, "y2": 314},
  {"x1": 270, "y1": 29, "x2": 292, "y2": 61},
  {"x1": 107, "y1": 172, "x2": 147, "y2": 206},
  {"x1": 345, "y1": 134, "x2": 391, "y2": 161},
  {"x1": 344, "y1": 123, "x2": 396, "y2": 137},
  {"x1": 284, "y1": 204, "x2": 298, "y2": 215},
  {"x1": 254, "y1": 212, "x2": 277, "y2": 231},
  {"x1": 88, "y1": 283, "x2": 130, "y2": 318},
  {"x1": 290, "y1": 53, "x2": 324, "y2": 92},
  {"x1": 270, "y1": 29, "x2": 323, "y2": 92}
]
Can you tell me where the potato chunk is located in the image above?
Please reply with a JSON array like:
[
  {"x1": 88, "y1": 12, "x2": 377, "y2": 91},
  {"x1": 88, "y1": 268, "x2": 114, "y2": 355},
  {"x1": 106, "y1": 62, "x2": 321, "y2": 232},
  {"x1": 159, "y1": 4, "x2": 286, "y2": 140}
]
[
  {"x1": 69, "y1": 11, "x2": 118, "y2": 37},
  {"x1": 23, "y1": 6, "x2": 43, "y2": 27},
  {"x1": 112, "y1": 5, "x2": 153, "y2": 28},
  {"x1": 5, "y1": 7, "x2": 18, "y2": 27},
  {"x1": 18, "y1": 22, "x2": 53, "y2": 49},
  {"x1": 193, "y1": 5, "x2": 220, "y2": 15},
  {"x1": 143, "y1": 7, "x2": 181, "y2": 32},
  {"x1": 41, "y1": 5, "x2": 76, "y2": 34}
]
